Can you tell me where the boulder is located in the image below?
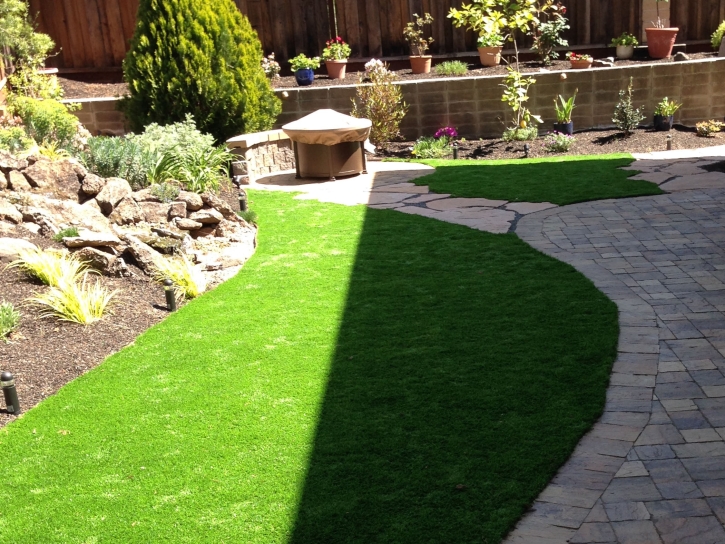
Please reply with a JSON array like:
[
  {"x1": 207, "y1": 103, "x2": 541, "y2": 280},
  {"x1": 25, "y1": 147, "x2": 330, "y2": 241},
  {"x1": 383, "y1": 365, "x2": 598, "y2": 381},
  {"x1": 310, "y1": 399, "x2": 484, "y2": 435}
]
[
  {"x1": 96, "y1": 177, "x2": 132, "y2": 215},
  {"x1": 19, "y1": 207, "x2": 60, "y2": 237},
  {"x1": 151, "y1": 226, "x2": 185, "y2": 240},
  {"x1": 190, "y1": 226, "x2": 217, "y2": 238},
  {"x1": 0, "y1": 237, "x2": 36, "y2": 262},
  {"x1": 0, "y1": 199, "x2": 22, "y2": 224},
  {"x1": 592, "y1": 59, "x2": 614, "y2": 68},
  {"x1": 674, "y1": 52, "x2": 689, "y2": 62},
  {"x1": 0, "y1": 150, "x2": 28, "y2": 173},
  {"x1": 219, "y1": 241, "x2": 255, "y2": 268},
  {"x1": 7, "y1": 170, "x2": 32, "y2": 192},
  {"x1": 201, "y1": 192, "x2": 235, "y2": 218},
  {"x1": 21, "y1": 193, "x2": 111, "y2": 234},
  {"x1": 81, "y1": 173, "x2": 106, "y2": 196},
  {"x1": 188, "y1": 208, "x2": 223, "y2": 224},
  {"x1": 168, "y1": 201, "x2": 187, "y2": 220},
  {"x1": 176, "y1": 191, "x2": 203, "y2": 211},
  {"x1": 215, "y1": 219, "x2": 254, "y2": 243},
  {"x1": 0, "y1": 172, "x2": 6, "y2": 191},
  {"x1": 119, "y1": 233, "x2": 161, "y2": 275},
  {"x1": 132, "y1": 188, "x2": 162, "y2": 203},
  {"x1": 108, "y1": 196, "x2": 144, "y2": 225},
  {"x1": 137, "y1": 235, "x2": 181, "y2": 255},
  {"x1": 51, "y1": 159, "x2": 83, "y2": 200},
  {"x1": 175, "y1": 217, "x2": 203, "y2": 230},
  {"x1": 62, "y1": 231, "x2": 123, "y2": 249},
  {"x1": 74, "y1": 247, "x2": 129, "y2": 277},
  {"x1": 83, "y1": 198, "x2": 103, "y2": 213},
  {"x1": 21, "y1": 222, "x2": 41, "y2": 235},
  {"x1": 23, "y1": 160, "x2": 58, "y2": 190},
  {"x1": 139, "y1": 201, "x2": 169, "y2": 223},
  {"x1": 69, "y1": 160, "x2": 87, "y2": 180}
]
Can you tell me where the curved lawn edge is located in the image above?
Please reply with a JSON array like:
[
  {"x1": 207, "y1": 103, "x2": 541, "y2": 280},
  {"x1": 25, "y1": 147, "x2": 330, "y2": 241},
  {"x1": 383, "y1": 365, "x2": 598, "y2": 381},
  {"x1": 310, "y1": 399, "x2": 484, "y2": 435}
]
[
  {"x1": 0, "y1": 191, "x2": 618, "y2": 543},
  {"x1": 399, "y1": 153, "x2": 665, "y2": 206}
]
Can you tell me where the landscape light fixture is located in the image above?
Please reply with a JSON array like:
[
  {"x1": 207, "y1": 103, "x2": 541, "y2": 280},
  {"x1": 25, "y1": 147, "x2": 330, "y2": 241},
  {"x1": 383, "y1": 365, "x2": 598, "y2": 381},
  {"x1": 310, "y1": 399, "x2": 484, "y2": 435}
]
[
  {"x1": 524, "y1": 143, "x2": 530, "y2": 158},
  {"x1": 1, "y1": 372, "x2": 20, "y2": 415},
  {"x1": 666, "y1": 134, "x2": 672, "y2": 151},
  {"x1": 163, "y1": 279, "x2": 177, "y2": 312},
  {"x1": 452, "y1": 141, "x2": 459, "y2": 160},
  {"x1": 238, "y1": 190, "x2": 248, "y2": 212}
]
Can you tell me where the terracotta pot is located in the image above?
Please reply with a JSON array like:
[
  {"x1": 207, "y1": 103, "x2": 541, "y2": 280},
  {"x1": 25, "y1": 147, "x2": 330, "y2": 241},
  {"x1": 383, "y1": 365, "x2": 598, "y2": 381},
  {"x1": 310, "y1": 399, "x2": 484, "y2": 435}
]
[
  {"x1": 569, "y1": 59, "x2": 592, "y2": 70},
  {"x1": 325, "y1": 60, "x2": 347, "y2": 80},
  {"x1": 616, "y1": 45, "x2": 634, "y2": 60},
  {"x1": 409, "y1": 55, "x2": 432, "y2": 74},
  {"x1": 478, "y1": 46, "x2": 502, "y2": 67},
  {"x1": 645, "y1": 27, "x2": 679, "y2": 59}
]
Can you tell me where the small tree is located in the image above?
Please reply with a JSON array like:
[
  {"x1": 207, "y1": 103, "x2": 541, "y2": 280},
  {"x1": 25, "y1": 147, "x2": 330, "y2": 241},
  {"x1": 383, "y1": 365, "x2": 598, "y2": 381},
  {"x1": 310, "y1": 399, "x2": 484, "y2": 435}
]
[
  {"x1": 123, "y1": 0, "x2": 281, "y2": 143},
  {"x1": 612, "y1": 77, "x2": 644, "y2": 136}
]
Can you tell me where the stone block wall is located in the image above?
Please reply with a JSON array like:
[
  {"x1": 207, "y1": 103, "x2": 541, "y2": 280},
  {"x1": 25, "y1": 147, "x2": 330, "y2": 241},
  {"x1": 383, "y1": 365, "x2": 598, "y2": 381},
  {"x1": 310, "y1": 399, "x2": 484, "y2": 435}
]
[
  {"x1": 65, "y1": 97, "x2": 128, "y2": 136},
  {"x1": 274, "y1": 57, "x2": 725, "y2": 140},
  {"x1": 226, "y1": 130, "x2": 295, "y2": 183}
]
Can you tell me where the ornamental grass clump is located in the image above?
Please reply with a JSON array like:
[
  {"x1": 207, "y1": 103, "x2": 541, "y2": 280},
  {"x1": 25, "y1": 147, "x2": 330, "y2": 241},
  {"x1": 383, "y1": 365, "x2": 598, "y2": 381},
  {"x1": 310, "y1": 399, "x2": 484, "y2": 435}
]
[
  {"x1": 351, "y1": 59, "x2": 408, "y2": 146},
  {"x1": 0, "y1": 301, "x2": 20, "y2": 341},
  {"x1": 8, "y1": 247, "x2": 91, "y2": 288},
  {"x1": 52, "y1": 226, "x2": 80, "y2": 243},
  {"x1": 152, "y1": 256, "x2": 206, "y2": 300},
  {"x1": 28, "y1": 274, "x2": 117, "y2": 325},
  {"x1": 612, "y1": 77, "x2": 644, "y2": 136}
]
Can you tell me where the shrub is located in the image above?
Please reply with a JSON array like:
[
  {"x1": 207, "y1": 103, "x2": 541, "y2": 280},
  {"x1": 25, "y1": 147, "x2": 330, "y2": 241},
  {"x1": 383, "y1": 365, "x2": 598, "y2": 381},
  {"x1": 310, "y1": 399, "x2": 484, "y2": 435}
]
[
  {"x1": 612, "y1": 77, "x2": 644, "y2": 136},
  {"x1": 122, "y1": 0, "x2": 281, "y2": 143},
  {"x1": 531, "y1": 7, "x2": 569, "y2": 65},
  {"x1": 352, "y1": 59, "x2": 408, "y2": 146},
  {"x1": 238, "y1": 209, "x2": 258, "y2": 225},
  {"x1": 434, "y1": 61, "x2": 468, "y2": 76},
  {"x1": 0, "y1": 301, "x2": 20, "y2": 341},
  {"x1": 52, "y1": 226, "x2": 80, "y2": 242},
  {"x1": 712, "y1": 21, "x2": 725, "y2": 50},
  {"x1": 8, "y1": 247, "x2": 90, "y2": 288},
  {"x1": 262, "y1": 53, "x2": 281, "y2": 80},
  {"x1": 134, "y1": 115, "x2": 215, "y2": 156},
  {"x1": 152, "y1": 256, "x2": 206, "y2": 299},
  {"x1": 80, "y1": 136, "x2": 149, "y2": 189},
  {"x1": 28, "y1": 274, "x2": 116, "y2": 325},
  {"x1": 502, "y1": 126, "x2": 538, "y2": 142},
  {"x1": 403, "y1": 13, "x2": 434, "y2": 56},
  {"x1": 0, "y1": 126, "x2": 34, "y2": 153},
  {"x1": 543, "y1": 132, "x2": 575, "y2": 152},
  {"x1": 174, "y1": 146, "x2": 233, "y2": 194},
  {"x1": 322, "y1": 37, "x2": 351, "y2": 61},
  {"x1": 9, "y1": 96, "x2": 80, "y2": 149},
  {"x1": 500, "y1": 68, "x2": 542, "y2": 138},
  {"x1": 696, "y1": 120, "x2": 724, "y2": 138},
  {"x1": 411, "y1": 136, "x2": 452, "y2": 158},
  {"x1": 149, "y1": 182, "x2": 181, "y2": 203}
]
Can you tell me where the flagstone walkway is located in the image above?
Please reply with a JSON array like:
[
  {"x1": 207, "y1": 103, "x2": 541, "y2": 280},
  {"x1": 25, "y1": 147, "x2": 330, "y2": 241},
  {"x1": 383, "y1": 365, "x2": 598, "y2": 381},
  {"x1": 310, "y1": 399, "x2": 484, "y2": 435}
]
[{"x1": 254, "y1": 148, "x2": 725, "y2": 543}]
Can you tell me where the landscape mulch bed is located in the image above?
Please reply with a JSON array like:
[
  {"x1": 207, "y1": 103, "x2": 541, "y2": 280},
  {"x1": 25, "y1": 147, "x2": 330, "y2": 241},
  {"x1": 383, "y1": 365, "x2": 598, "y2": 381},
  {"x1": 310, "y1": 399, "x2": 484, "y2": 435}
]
[
  {"x1": 58, "y1": 52, "x2": 718, "y2": 97},
  {"x1": 375, "y1": 126, "x2": 724, "y2": 161},
  {"x1": 0, "y1": 226, "x2": 177, "y2": 427}
]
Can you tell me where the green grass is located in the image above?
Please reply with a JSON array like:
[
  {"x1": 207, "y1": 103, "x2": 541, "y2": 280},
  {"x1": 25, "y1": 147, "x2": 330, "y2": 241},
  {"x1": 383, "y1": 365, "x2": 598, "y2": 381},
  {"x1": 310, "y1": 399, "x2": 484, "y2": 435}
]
[
  {"x1": 413, "y1": 153, "x2": 664, "y2": 205},
  {"x1": 0, "y1": 191, "x2": 618, "y2": 543}
]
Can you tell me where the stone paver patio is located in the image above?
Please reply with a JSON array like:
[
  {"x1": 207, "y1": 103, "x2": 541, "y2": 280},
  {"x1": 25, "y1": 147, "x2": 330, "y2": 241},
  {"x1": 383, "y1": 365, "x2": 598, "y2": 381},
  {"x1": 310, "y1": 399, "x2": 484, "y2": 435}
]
[{"x1": 255, "y1": 148, "x2": 725, "y2": 543}]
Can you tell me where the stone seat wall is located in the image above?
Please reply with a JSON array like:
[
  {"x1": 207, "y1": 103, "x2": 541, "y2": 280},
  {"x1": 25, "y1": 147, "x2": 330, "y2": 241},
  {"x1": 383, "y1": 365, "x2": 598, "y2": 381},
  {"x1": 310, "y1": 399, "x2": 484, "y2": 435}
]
[{"x1": 226, "y1": 129, "x2": 295, "y2": 184}]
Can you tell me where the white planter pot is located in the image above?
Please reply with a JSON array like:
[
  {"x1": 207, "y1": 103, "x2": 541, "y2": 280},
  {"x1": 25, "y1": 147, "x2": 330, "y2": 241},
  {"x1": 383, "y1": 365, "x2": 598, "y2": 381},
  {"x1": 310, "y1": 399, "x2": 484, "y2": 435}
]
[{"x1": 616, "y1": 45, "x2": 634, "y2": 60}]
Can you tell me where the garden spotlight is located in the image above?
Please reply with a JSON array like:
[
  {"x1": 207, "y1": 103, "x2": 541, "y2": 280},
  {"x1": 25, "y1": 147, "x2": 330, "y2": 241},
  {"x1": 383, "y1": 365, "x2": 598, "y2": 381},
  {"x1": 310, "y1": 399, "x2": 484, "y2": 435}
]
[
  {"x1": 163, "y1": 279, "x2": 177, "y2": 312},
  {"x1": 1, "y1": 372, "x2": 20, "y2": 415},
  {"x1": 452, "y1": 142, "x2": 459, "y2": 160},
  {"x1": 238, "y1": 190, "x2": 248, "y2": 212}
]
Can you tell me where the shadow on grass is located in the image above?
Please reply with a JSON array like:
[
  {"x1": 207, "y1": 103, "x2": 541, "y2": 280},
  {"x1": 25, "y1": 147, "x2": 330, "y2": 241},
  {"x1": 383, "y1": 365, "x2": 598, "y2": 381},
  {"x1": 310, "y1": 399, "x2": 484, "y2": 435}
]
[
  {"x1": 413, "y1": 154, "x2": 664, "y2": 205},
  {"x1": 288, "y1": 201, "x2": 618, "y2": 543}
]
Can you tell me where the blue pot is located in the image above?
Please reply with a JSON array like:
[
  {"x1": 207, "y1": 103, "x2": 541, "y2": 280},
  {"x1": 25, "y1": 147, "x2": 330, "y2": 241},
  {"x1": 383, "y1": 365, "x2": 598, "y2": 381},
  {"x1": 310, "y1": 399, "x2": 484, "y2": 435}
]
[
  {"x1": 553, "y1": 121, "x2": 574, "y2": 135},
  {"x1": 295, "y1": 69, "x2": 315, "y2": 86}
]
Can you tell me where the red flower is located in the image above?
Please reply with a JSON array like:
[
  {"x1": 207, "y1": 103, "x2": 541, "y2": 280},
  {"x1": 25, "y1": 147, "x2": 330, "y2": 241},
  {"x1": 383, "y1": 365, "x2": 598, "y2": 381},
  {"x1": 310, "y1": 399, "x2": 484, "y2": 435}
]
[{"x1": 561, "y1": 6, "x2": 567, "y2": 14}]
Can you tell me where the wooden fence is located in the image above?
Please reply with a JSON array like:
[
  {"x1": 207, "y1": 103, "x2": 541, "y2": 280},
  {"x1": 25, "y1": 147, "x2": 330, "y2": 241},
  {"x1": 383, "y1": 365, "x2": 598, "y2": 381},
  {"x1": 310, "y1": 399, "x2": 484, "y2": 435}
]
[{"x1": 25, "y1": 0, "x2": 725, "y2": 71}]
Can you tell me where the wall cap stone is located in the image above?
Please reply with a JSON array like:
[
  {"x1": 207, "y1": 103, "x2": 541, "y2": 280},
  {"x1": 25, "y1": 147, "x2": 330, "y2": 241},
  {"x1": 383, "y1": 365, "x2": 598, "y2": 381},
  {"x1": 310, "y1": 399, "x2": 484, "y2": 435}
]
[{"x1": 227, "y1": 129, "x2": 289, "y2": 150}]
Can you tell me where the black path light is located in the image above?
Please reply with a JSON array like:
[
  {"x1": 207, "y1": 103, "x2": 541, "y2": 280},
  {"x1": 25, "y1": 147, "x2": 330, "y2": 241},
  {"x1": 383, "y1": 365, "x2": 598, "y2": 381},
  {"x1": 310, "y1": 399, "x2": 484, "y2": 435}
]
[
  {"x1": 667, "y1": 134, "x2": 673, "y2": 151},
  {"x1": 163, "y1": 279, "x2": 177, "y2": 312},
  {"x1": 238, "y1": 189, "x2": 248, "y2": 212},
  {"x1": 524, "y1": 143, "x2": 530, "y2": 158},
  {"x1": 452, "y1": 141, "x2": 459, "y2": 160},
  {"x1": 1, "y1": 372, "x2": 20, "y2": 415}
]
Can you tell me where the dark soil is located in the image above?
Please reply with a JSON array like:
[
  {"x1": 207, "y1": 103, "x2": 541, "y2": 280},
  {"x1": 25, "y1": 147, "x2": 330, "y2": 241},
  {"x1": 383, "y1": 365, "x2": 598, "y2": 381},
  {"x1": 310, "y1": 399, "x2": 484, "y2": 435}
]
[
  {"x1": 0, "y1": 226, "x2": 176, "y2": 427},
  {"x1": 375, "y1": 126, "x2": 724, "y2": 161},
  {"x1": 58, "y1": 52, "x2": 719, "y2": 97}
]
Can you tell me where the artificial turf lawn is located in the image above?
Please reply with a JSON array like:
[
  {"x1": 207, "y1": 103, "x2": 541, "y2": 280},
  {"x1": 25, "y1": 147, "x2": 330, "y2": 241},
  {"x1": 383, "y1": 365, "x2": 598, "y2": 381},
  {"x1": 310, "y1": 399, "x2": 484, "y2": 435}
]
[
  {"x1": 412, "y1": 153, "x2": 664, "y2": 205},
  {"x1": 0, "y1": 191, "x2": 618, "y2": 543}
]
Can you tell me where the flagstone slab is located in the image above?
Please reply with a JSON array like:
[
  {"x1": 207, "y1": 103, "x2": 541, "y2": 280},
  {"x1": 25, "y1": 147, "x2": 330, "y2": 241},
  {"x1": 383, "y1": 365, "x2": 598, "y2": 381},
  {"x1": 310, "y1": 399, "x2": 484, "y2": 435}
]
[{"x1": 426, "y1": 197, "x2": 508, "y2": 210}]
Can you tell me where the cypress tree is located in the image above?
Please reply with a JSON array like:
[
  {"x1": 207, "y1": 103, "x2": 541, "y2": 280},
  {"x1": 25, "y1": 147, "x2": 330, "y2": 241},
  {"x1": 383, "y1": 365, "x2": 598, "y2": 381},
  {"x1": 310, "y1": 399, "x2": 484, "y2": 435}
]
[{"x1": 123, "y1": 0, "x2": 281, "y2": 142}]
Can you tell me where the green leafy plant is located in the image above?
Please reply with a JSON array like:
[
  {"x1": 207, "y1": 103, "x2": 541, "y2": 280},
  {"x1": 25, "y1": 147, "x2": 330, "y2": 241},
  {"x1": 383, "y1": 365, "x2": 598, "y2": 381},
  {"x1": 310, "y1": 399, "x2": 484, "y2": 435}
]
[
  {"x1": 28, "y1": 273, "x2": 117, "y2": 325},
  {"x1": 531, "y1": 7, "x2": 569, "y2": 65},
  {"x1": 612, "y1": 77, "x2": 644, "y2": 136},
  {"x1": 152, "y1": 256, "x2": 206, "y2": 299},
  {"x1": 149, "y1": 182, "x2": 181, "y2": 203},
  {"x1": 38, "y1": 141, "x2": 70, "y2": 160},
  {"x1": 411, "y1": 136, "x2": 452, "y2": 158},
  {"x1": 500, "y1": 68, "x2": 542, "y2": 138},
  {"x1": 654, "y1": 97, "x2": 682, "y2": 117},
  {"x1": 351, "y1": 59, "x2": 408, "y2": 146},
  {"x1": 712, "y1": 21, "x2": 725, "y2": 50},
  {"x1": 174, "y1": 146, "x2": 233, "y2": 194},
  {"x1": 696, "y1": 120, "x2": 724, "y2": 138},
  {"x1": 477, "y1": 32, "x2": 504, "y2": 47},
  {"x1": 611, "y1": 32, "x2": 639, "y2": 46},
  {"x1": 0, "y1": 126, "x2": 34, "y2": 153},
  {"x1": 542, "y1": 131, "x2": 575, "y2": 152},
  {"x1": 0, "y1": 301, "x2": 20, "y2": 341},
  {"x1": 52, "y1": 226, "x2": 80, "y2": 242},
  {"x1": 8, "y1": 96, "x2": 80, "y2": 150},
  {"x1": 434, "y1": 61, "x2": 468, "y2": 76},
  {"x1": 238, "y1": 209, "x2": 258, "y2": 225},
  {"x1": 322, "y1": 37, "x2": 351, "y2": 61},
  {"x1": 80, "y1": 136, "x2": 149, "y2": 188},
  {"x1": 404, "y1": 13, "x2": 435, "y2": 56},
  {"x1": 122, "y1": 0, "x2": 281, "y2": 143},
  {"x1": 8, "y1": 247, "x2": 91, "y2": 288},
  {"x1": 566, "y1": 51, "x2": 592, "y2": 62},
  {"x1": 554, "y1": 91, "x2": 577, "y2": 123},
  {"x1": 502, "y1": 126, "x2": 538, "y2": 141},
  {"x1": 289, "y1": 54, "x2": 321, "y2": 71},
  {"x1": 134, "y1": 115, "x2": 215, "y2": 156}
]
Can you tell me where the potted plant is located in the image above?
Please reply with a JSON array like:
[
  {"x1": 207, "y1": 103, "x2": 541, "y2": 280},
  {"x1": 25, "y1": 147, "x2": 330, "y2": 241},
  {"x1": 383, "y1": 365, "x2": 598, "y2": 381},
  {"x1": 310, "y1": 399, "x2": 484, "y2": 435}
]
[
  {"x1": 645, "y1": 0, "x2": 678, "y2": 59},
  {"x1": 653, "y1": 97, "x2": 681, "y2": 131},
  {"x1": 476, "y1": 32, "x2": 504, "y2": 67},
  {"x1": 566, "y1": 52, "x2": 592, "y2": 69},
  {"x1": 553, "y1": 91, "x2": 577, "y2": 135},
  {"x1": 289, "y1": 54, "x2": 321, "y2": 86},
  {"x1": 404, "y1": 13, "x2": 434, "y2": 74},
  {"x1": 322, "y1": 36, "x2": 351, "y2": 80},
  {"x1": 610, "y1": 32, "x2": 638, "y2": 60}
]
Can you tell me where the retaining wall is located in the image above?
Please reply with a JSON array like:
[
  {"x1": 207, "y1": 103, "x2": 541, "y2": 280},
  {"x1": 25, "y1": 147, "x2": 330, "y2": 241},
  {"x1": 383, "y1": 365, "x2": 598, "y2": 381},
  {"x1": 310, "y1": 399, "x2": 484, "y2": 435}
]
[{"x1": 66, "y1": 97, "x2": 128, "y2": 136}]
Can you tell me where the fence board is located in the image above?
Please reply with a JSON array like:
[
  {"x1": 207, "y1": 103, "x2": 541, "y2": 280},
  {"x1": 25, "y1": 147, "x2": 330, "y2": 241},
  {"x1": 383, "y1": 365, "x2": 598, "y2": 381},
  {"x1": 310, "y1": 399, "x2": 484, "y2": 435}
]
[{"x1": 671, "y1": 0, "x2": 725, "y2": 41}]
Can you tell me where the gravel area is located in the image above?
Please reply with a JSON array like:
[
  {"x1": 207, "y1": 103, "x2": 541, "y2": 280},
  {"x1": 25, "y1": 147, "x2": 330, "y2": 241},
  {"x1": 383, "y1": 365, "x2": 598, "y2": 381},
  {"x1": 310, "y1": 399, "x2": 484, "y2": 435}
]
[
  {"x1": 0, "y1": 225, "x2": 176, "y2": 427},
  {"x1": 375, "y1": 126, "x2": 724, "y2": 161}
]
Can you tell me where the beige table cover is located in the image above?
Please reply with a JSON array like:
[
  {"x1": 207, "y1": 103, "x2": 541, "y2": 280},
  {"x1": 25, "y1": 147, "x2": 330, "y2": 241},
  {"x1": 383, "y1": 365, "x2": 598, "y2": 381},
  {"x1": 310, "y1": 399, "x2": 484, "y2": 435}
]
[{"x1": 282, "y1": 109, "x2": 372, "y2": 146}]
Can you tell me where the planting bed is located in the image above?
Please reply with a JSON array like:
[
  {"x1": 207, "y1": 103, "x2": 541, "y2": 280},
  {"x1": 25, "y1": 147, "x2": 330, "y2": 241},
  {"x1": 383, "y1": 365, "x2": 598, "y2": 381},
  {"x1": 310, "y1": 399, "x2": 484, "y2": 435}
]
[{"x1": 377, "y1": 126, "x2": 724, "y2": 161}]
